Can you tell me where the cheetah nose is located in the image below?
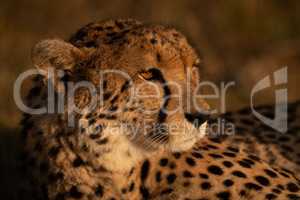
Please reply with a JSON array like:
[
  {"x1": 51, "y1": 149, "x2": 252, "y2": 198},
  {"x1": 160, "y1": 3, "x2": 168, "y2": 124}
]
[{"x1": 184, "y1": 113, "x2": 210, "y2": 128}]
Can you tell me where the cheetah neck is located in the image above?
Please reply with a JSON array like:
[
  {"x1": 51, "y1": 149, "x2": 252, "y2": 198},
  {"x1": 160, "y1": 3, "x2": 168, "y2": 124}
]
[{"x1": 96, "y1": 125, "x2": 146, "y2": 173}]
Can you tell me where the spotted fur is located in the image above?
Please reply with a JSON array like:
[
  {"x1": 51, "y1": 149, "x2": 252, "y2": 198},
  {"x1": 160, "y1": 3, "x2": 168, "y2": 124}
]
[{"x1": 20, "y1": 19, "x2": 300, "y2": 200}]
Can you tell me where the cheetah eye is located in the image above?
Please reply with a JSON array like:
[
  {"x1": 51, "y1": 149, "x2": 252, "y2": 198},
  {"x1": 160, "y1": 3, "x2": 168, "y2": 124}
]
[
  {"x1": 139, "y1": 70, "x2": 153, "y2": 80},
  {"x1": 139, "y1": 68, "x2": 164, "y2": 82}
]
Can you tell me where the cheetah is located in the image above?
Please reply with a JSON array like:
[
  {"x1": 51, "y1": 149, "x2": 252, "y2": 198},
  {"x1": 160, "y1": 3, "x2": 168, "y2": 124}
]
[
  {"x1": 20, "y1": 19, "x2": 300, "y2": 200},
  {"x1": 207, "y1": 101, "x2": 300, "y2": 178}
]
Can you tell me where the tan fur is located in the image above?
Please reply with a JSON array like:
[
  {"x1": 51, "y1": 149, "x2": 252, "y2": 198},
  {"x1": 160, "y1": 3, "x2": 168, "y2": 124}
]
[{"x1": 20, "y1": 19, "x2": 300, "y2": 200}]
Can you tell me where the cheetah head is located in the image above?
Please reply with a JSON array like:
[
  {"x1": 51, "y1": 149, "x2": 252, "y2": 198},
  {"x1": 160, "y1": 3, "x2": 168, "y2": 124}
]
[{"x1": 31, "y1": 20, "x2": 210, "y2": 158}]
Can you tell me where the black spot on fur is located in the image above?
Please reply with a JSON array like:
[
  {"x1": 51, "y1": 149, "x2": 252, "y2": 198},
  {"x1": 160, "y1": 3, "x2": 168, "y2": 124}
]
[
  {"x1": 98, "y1": 114, "x2": 106, "y2": 118},
  {"x1": 156, "y1": 53, "x2": 162, "y2": 62},
  {"x1": 222, "y1": 161, "x2": 233, "y2": 168},
  {"x1": 223, "y1": 179, "x2": 234, "y2": 187},
  {"x1": 201, "y1": 182, "x2": 212, "y2": 190},
  {"x1": 183, "y1": 181, "x2": 191, "y2": 187},
  {"x1": 248, "y1": 155, "x2": 261, "y2": 162},
  {"x1": 121, "y1": 188, "x2": 127, "y2": 194},
  {"x1": 287, "y1": 182, "x2": 300, "y2": 192},
  {"x1": 216, "y1": 191, "x2": 231, "y2": 200},
  {"x1": 207, "y1": 165, "x2": 223, "y2": 175},
  {"x1": 206, "y1": 144, "x2": 219, "y2": 149},
  {"x1": 272, "y1": 189, "x2": 281, "y2": 194},
  {"x1": 103, "y1": 92, "x2": 112, "y2": 100},
  {"x1": 282, "y1": 168, "x2": 294, "y2": 175},
  {"x1": 245, "y1": 182, "x2": 263, "y2": 191},
  {"x1": 166, "y1": 173, "x2": 177, "y2": 184},
  {"x1": 159, "y1": 158, "x2": 168, "y2": 167},
  {"x1": 199, "y1": 173, "x2": 209, "y2": 179},
  {"x1": 186, "y1": 157, "x2": 196, "y2": 166},
  {"x1": 287, "y1": 194, "x2": 300, "y2": 199},
  {"x1": 141, "y1": 160, "x2": 150, "y2": 181},
  {"x1": 238, "y1": 160, "x2": 252, "y2": 168},
  {"x1": 169, "y1": 162, "x2": 176, "y2": 169},
  {"x1": 191, "y1": 152, "x2": 203, "y2": 159},
  {"x1": 242, "y1": 158, "x2": 255, "y2": 165},
  {"x1": 232, "y1": 170, "x2": 247, "y2": 178},
  {"x1": 140, "y1": 186, "x2": 149, "y2": 199},
  {"x1": 265, "y1": 193, "x2": 277, "y2": 199},
  {"x1": 156, "y1": 171, "x2": 162, "y2": 182},
  {"x1": 209, "y1": 153, "x2": 224, "y2": 159},
  {"x1": 239, "y1": 190, "x2": 246, "y2": 197},
  {"x1": 227, "y1": 147, "x2": 239, "y2": 153},
  {"x1": 110, "y1": 95, "x2": 119, "y2": 104},
  {"x1": 277, "y1": 184, "x2": 285, "y2": 190},
  {"x1": 121, "y1": 80, "x2": 130, "y2": 92},
  {"x1": 255, "y1": 176, "x2": 270, "y2": 186},
  {"x1": 264, "y1": 169, "x2": 278, "y2": 178},
  {"x1": 223, "y1": 152, "x2": 236, "y2": 157},
  {"x1": 183, "y1": 170, "x2": 194, "y2": 178},
  {"x1": 279, "y1": 171, "x2": 290, "y2": 178}
]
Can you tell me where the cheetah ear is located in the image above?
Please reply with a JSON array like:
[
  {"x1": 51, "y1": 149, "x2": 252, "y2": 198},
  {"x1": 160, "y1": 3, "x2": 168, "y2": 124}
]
[
  {"x1": 31, "y1": 39, "x2": 84, "y2": 92},
  {"x1": 32, "y1": 39, "x2": 84, "y2": 73}
]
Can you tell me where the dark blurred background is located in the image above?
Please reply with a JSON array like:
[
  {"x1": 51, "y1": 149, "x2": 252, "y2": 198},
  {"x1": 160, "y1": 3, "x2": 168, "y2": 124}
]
[{"x1": 0, "y1": 0, "x2": 300, "y2": 197}]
